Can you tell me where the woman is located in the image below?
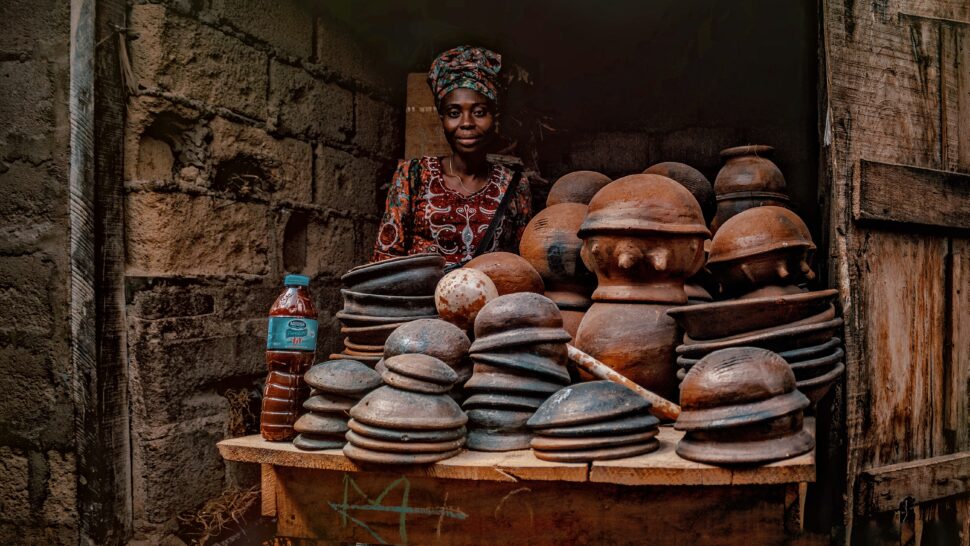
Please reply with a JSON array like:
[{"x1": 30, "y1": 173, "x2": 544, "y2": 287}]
[{"x1": 372, "y1": 46, "x2": 532, "y2": 269}]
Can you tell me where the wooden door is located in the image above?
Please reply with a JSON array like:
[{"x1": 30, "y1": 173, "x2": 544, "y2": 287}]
[{"x1": 821, "y1": 1, "x2": 970, "y2": 544}]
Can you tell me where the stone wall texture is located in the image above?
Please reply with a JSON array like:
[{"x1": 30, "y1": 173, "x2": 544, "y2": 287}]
[
  {"x1": 0, "y1": 0, "x2": 78, "y2": 544},
  {"x1": 123, "y1": 1, "x2": 401, "y2": 542}
]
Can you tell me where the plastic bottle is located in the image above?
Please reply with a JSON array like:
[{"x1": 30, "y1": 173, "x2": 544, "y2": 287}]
[{"x1": 261, "y1": 274, "x2": 318, "y2": 441}]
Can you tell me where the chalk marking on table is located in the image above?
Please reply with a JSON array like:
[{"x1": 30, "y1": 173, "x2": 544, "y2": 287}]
[{"x1": 494, "y1": 487, "x2": 534, "y2": 528}]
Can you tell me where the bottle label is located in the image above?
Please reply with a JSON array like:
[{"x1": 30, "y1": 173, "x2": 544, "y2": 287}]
[{"x1": 266, "y1": 317, "x2": 318, "y2": 351}]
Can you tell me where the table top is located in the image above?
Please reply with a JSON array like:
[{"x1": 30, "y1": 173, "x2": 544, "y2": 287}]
[{"x1": 218, "y1": 418, "x2": 815, "y2": 487}]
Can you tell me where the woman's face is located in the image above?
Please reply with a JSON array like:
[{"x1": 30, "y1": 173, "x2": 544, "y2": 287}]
[{"x1": 438, "y1": 88, "x2": 496, "y2": 155}]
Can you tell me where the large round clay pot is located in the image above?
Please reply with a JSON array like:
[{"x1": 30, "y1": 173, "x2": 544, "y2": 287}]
[
  {"x1": 573, "y1": 302, "x2": 681, "y2": 402},
  {"x1": 711, "y1": 145, "x2": 791, "y2": 233},
  {"x1": 434, "y1": 268, "x2": 499, "y2": 331},
  {"x1": 465, "y1": 252, "x2": 544, "y2": 295},
  {"x1": 546, "y1": 170, "x2": 612, "y2": 206},
  {"x1": 519, "y1": 203, "x2": 595, "y2": 309},
  {"x1": 643, "y1": 161, "x2": 715, "y2": 223}
]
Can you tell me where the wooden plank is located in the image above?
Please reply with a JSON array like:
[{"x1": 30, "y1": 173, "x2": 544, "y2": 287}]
[
  {"x1": 946, "y1": 238, "x2": 970, "y2": 452},
  {"x1": 261, "y1": 464, "x2": 277, "y2": 518},
  {"x1": 941, "y1": 24, "x2": 970, "y2": 171},
  {"x1": 404, "y1": 72, "x2": 450, "y2": 160},
  {"x1": 273, "y1": 467, "x2": 795, "y2": 545},
  {"x1": 858, "y1": 452, "x2": 970, "y2": 513},
  {"x1": 856, "y1": 160, "x2": 970, "y2": 229}
]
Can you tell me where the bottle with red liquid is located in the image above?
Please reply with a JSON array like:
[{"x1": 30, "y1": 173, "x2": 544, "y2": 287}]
[{"x1": 261, "y1": 274, "x2": 318, "y2": 441}]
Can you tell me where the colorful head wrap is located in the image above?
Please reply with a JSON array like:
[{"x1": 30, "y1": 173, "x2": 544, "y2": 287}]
[{"x1": 427, "y1": 46, "x2": 502, "y2": 108}]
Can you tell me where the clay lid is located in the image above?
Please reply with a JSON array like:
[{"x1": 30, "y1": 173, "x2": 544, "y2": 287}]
[
  {"x1": 293, "y1": 434, "x2": 345, "y2": 451},
  {"x1": 304, "y1": 359, "x2": 382, "y2": 395},
  {"x1": 382, "y1": 369, "x2": 453, "y2": 394},
  {"x1": 465, "y1": 429, "x2": 534, "y2": 451},
  {"x1": 578, "y1": 174, "x2": 710, "y2": 237},
  {"x1": 434, "y1": 268, "x2": 499, "y2": 331},
  {"x1": 796, "y1": 361, "x2": 845, "y2": 404},
  {"x1": 533, "y1": 439, "x2": 660, "y2": 462},
  {"x1": 347, "y1": 419, "x2": 466, "y2": 443},
  {"x1": 340, "y1": 253, "x2": 445, "y2": 295},
  {"x1": 383, "y1": 354, "x2": 458, "y2": 387},
  {"x1": 340, "y1": 290, "x2": 437, "y2": 318},
  {"x1": 707, "y1": 206, "x2": 814, "y2": 265},
  {"x1": 546, "y1": 170, "x2": 612, "y2": 206},
  {"x1": 350, "y1": 386, "x2": 468, "y2": 430},
  {"x1": 466, "y1": 409, "x2": 533, "y2": 430},
  {"x1": 643, "y1": 162, "x2": 715, "y2": 221},
  {"x1": 336, "y1": 310, "x2": 438, "y2": 327},
  {"x1": 465, "y1": 252, "x2": 545, "y2": 295},
  {"x1": 463, "y1": 370, "x2": 564, "y2": 395},
  {"x1": 676, "y1": 411, "x2": 814, "y2": 465},
  {"x1": 519, "y1": 203, "x2": 594, "y2": 285},
  {"x1": 537, "y1": 413, "x2": 660, "y2": 438},
  {"x1": 462, "y1": 393, "x2": 548, "y2": 410},
  {"x1": 779, "y1": 337, "x2": 842, "y2": 363},
  {"x1": 470, "y1": 292, "x2": 571, "y2": 352},
  {"x1": 342, "y1": 443, "x2": 461, "y2": 464},
  {"x1": 714, "y1": 145, "x2": 787, "y2": 197},
  {"x1": 382, "y1": 318, "x2": 470, "y2": 368},
  {"x1": 527, "y1": 381, "x2": 652, "y2": 429},
  {"x1": 676, "y1": 347, "x2": 809, "y2": 431},
  {"x1": 303, "y1": 392, "x2": 358, "y2": 413},
  {"x1": 675, "y1": 318, "x2": 843, "y2": 358},
  {"x1": 294, "y1": 412, "x2": 350, "y2": 435},
  {"x1": 682, "y1": 304, "x2": 835, "y2": 345},
  {"x1": 531, "y1": 428, "x2": 658, "y2": 451},
  {"x1": 469, "y1": 352, "x2": 572, "y2": 384},
  {"x1": 345, "y1": 430, "x2": 466, "y2": 454}
]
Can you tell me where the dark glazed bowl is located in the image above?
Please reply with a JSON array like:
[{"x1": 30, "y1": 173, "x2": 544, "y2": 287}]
[
  {"x1": 340, "y1": 253, "x2": 445, "y2": 295},
  {"x1": 341, "y1": 289, "x2": 437, "y2": 318}
]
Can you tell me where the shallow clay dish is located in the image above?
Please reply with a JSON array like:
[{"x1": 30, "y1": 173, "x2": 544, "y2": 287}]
[
  {"x1": 470, "y1": 292, "x2": 571, "y2": 352},
  {"x1": 304, "y1": 359, "x2": 382, "y2": 395},
  {"x1": 293, "y1": 412, "x2": 350, "y2": 435},
  {"x1": 347, "y1": 419, "x2": 465, "y2": 443},
  {"x1": 538, "y1": 413, "x2": 660, "y2": 438},
  {"x1": 342, "y1": 347, "x2": 385, "y2": 358},
  {"x1": 527, "y1": 381, "x2": 651, "y2": 429},
  {"x1": 303, "y1": 392, "x2": 357, "y2": 412},
  {"x1": 667, "y1": 289, "x2": 838, "y2": 340},
  {"x1": 293, "y1": 434, "x2": 345, "y2": 451},
  {"x1": 343, "y1": 338, "x2": 385, "y2": 353},
  {"x1": 462, "y1": 393, "x2": 548, "y2": 411},
  {"x1": 343, "y1": 443, "x2": 461, "y2": 465},
  {"x1": 465, "y1": 252, "x2": 544, "y2": 295},
  {"x1": 533, "y1": 439, "x2": 660, "y2": 462},
  {"x1": 341, "y1": 254, "x2": 445, "y2": 295},
  {"x1": 463, "y1": 371, "x2": 564, "y2": 395},
  {"x1": 531, "y1": 429, "x2": 658, "y2": 451},
  {"x1": 381, "y1": 370, "x2": 453, "y2": 394},
  {"x1": 677, "y1": 429, "x2": 813, "y2": 465},
  {"x1": 383, "y1": 354, "x2": 458, "y2": 386},
  {"x1": 778, "y1": 337, "x2": 842, "y2": 363},
  {"x1": 469, "y1": 352, "x2": 571, "y2": 384},
  {"x1": 682, "y1": 305, "x2": 835, "y2": 345},
  {"x1": 675, "y1": 318, "x2": 843, "y2": 357},
  {"x1": 466, "y1": 429, "x2": 533, "y2": 452},
  {"x1": 341, "y1": 290, "x2": 437, "y2": 318},
  {"x1": 465, "y1": 409, "x2": 533, "y2": 430},
  {"x1": 789, "y1": 347, "x2": 844, "y2": 373},
  {"x1": 351, "y1": 386, "x2": 468, "y2": 430},
  {"x1": 796, "y1": 362, "x2": 845, "y2": 404},
  {"x1": 345, "y1": 430, "x2": 466, "y2": 454}
]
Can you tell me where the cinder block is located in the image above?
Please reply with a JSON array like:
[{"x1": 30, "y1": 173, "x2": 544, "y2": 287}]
[
  {"x1": 42, "y1": 451, "x2": 77, "y2": 526},
  {"x1": 0, "y1": 255, "x2": 54, "y2": 348},
  {"x1": 354, "y1": 94, "x2": 402, "y2": 159},
  {"x1": 0, "y1": 161, "x2": 65, "y2": 254},
  {"x1": 314, "y1": 146, "x2": 388, "y2": 213},
  {"x1": 0, "y1": 446, "x2": 30, "y2": 523},
  {"x1": 206, "y1": 0, "x2": 312, "y2": 59},
  {"x1": 269, "y1": 60, "x2": 353, "y2": 142},
  {"x1": 125, "y1": 192, "x2": 269, "y2": 276},
  {"x1": 129, "y1": 285, "x2": 215, "y2": 320},
  {"x1": 129, "y1": 4, "x2": 267, "y2": 119},
  {"x1": 0, "y1": 0, "x2": 69, "y2": 57},
  {"x1": 124, "y1": 96, "x2": 204, "y2": 183},
  {"x1": 0, "y1": 346, "x2": 73, "y2": 448},
  {"x1": 0, "y1": 60, "x2": 55, "y2": 164},
  {"x1": 314, "y1": 15, "x2": 385, "y2": 88},
  {"x1": 209, "y1": 117, "x2": 312, "y2": 202},
  {"x1": 304, "y1": 215, "x2": 359, "y2": 277}
]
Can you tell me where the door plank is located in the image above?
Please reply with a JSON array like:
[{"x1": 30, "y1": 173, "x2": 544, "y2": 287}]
[
  {"x1": 858, "y1": 451, "x2": 970, "y2": 513},
  {"x1": 855, "y1": 160, "x2": 970, "y2": 229},
  {"x1": 941, "y1": 24, "x2": 970, "y2": 171},
  {"x1": 947, "y1": 238, "x2": 970, "y2": 453}
]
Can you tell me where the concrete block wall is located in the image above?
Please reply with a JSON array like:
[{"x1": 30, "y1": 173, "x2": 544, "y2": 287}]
[{"x1": 124, "y1": 1, "x2": 401, "y2": 541}]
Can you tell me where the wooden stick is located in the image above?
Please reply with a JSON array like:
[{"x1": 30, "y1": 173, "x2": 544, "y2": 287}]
[{"x1": 566, "y1": 344, "x2": 681, "y2": 421}]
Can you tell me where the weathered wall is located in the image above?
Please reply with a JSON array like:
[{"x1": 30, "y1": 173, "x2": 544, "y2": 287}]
[
  {"x1": 0, "y1": 0, "x2": 79, "y2": 544},
  {"x1": 124, "y1": 1, "x2": 401, "y2": 542}
]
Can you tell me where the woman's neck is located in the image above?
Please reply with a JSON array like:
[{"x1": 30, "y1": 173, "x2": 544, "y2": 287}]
[{"x1": 449, "y1": 152, "x2": 489, "y2": 178}]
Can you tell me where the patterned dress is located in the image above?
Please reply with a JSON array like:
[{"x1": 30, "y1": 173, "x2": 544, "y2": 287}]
[{"x1": 372, "y1": 156, "x2": 532, "y2": 267}]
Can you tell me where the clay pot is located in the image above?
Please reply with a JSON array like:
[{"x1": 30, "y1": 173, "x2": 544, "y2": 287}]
[
  {"x1": 711, "y1": 145, "x2": 791, "y2": 233},
  {"x1": 294, "y1": 412, "x2": 350, "y2": 435},
  {"x1": 675, "y1": 318, "x2": 844, "y2": 358},
  {"x1": 739, "y1": 285, "x2": 809, "y2": 299},
  {"x1": 341, "y1": 253, "x2": 445, "y2": 295},
  {"x1": 560, "y1": 309, "x2": 586, "y2": 338},
  {"x1": 304, "y1": 359, "x2": 382, "y2": 396},
  {"x1": 340, "y1": 290, "x2": 436, "y2": 318},
  {"x1": 463, "y1": 369, "x2": 564, "y2": 395},
  {"x1": 519, "y1": 203, "x2": 595, "y2": 309},
  {"x1": 573, "y1": 302, "x2": 681, "y2": 401},
  {"x1": 463, "y1": 393, "x2": 548, "y2": 411},
  {"x1": 795, "y1": 362, "x2": 845, "y2": 405},
  {"x1": 465, "y1": 252, "x2": 544, "y2": 295},
  {"x1": 527, "y1": 381, "x2": 651, "y2": 429},
  {"x1": 470, "y1": 292, "x2": 571, "y2": 352},
  {"x1": 350, "y1": 386, "x2": 468, "y2": 430},
  {"x1": 667, "y1": 289, "x2": 837, "y2": 341},
  {"x1": 546, "y1": 170, "x2": 612, "y2": 206},
  {"x1": 304, "y1": 392, "x2": 357, "y2": 412},
  {"x1": 643, "y1": 161, "x2": 715, "y2": 222},
  {"x1": 434, "y1": 268, "x2": 499, "y2": 331},
  {"x1": 293, "y1": 435, "x2": 344, "y2": 451}
]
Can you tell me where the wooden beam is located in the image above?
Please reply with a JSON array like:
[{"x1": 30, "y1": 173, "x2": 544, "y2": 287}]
[
  {"x1": 855, "y1": 160, "x2": 970, "y2": 230},
  {"x1": 261, "y1": 464, "x2": 277, "y2": 518},
  {"x1": 857, "y1": 451, "x2": 970, "y2": 514}
]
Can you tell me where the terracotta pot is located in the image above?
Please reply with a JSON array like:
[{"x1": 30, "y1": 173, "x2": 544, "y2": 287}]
[
  {"x1": 469, "y1": 350, "x2": 571, "y2": 384},
  {"x1": 294, "y1": 412, "x2": 350, "y2": 435},
  {"x1": 466, "y1": 429, "x2": 534, "y2": 451},
  {"x1": 796, "y1": 362, "x2": 845, "y2": 405},
  {"x1": 546, "y1": 170, "x2": 612, "y2": 206},
  {"x1": 711, "y1": 145, "x2": 791, "y2": 233},
  {"x1": 578, "y1": 174, "x2": 710, "y2": 237},
  {"x1": 560, "y1": 309, "x2": 586, "y2": 338},
  {"x1": 340, "y1": 290, "x2": 437, "y2": 318},
  {"x1": 573, "y1": 302, "x2": 681, "y2": 401},
  {"x1": 434, "y1": 268, "x2": 499, "y2": 331},
  {"x1": 341, "y1": 253, "x2": 445, "y2": 295},
  {"x1": 469, "y1": 292, "x2": 571, "y2": 352},
  {"x1": 519, "y1": 203, "x2": 595, "y2": 309},
  {"x1": 293, "y1": 434, "x2": 344, "y2": 451},
  {"x1": 381, "y1": 370, "x2": 453, "y2": 394},
  {"x1": 527, "y1": 381, "x2": 651, "y2": 429},
  {"x1": 463, "y1": 369, "x2": 564, "y2": 395},
  {"x1": 304, "y1": 392, "x2": 357, "y2": 412},
  {"x1": 344, "y1": 338, "x2": 385, "y2": 353},
  {"x1": 466, "y1": 409, "x2": 533, "y2": 429},
  {"x1": 465, "y1": 252, "x2": 544, "y2": 295},
  {"x1": 643, "y1": 161, "x2": 715, "y2": 222}
]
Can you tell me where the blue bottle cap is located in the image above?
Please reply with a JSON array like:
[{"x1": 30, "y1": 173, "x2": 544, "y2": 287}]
[{"x1": 283, "y1": 274, "x2": 310, "y2": 287}]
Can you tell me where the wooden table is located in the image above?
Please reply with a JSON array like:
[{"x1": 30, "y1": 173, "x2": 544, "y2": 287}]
[{"x1": 219, "y1": 420, "x2": 819, "y2": 545}]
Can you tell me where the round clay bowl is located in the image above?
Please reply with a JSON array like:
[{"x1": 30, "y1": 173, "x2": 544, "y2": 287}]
[
  {"x1": 463, "y1": 370, "x2": 564, "y2": 395},
  {"x1": 383, "y1": 353, "x2": 458, "y2": 386},
  {"x1": 304, "y1": 359, "x2": 382, "y2": 395},
  {"x1": 708, "y1": 206, "x2": 813, "y2": 266},
  {"x1": 381, "y1": 370, "x2": 453, "y2": 394},
  {"x1": 347, "y1": 419, "x2": 465, "y2": 443},
  {"x1": 677, "y1": 412, "x2": 813, "y2": 465},
  {"x1": 303, "y1": 392, "x2": 358, "y2": 412},
  {"x1": 293, "y1": 434, "x2": 345, "y2": 451},
  {"x1": 643, "y1": 161, "x2": 715, "y2": 221},
  {"x1": 779, "y1": 337, "x2": 842, "y2": 362},
  {"x1": 336, "y1": 310, "x2": 437, "y2": 328},
  {"x1": 435, "y1": 268, "x2": 499, "y2": 331},
  {"x1": 343, "y1": 443, "x2": 461, "y2": 464},
  {"x1": 466, "y1": 409, "x2": 533, "y2": 430},
  {"x1": 667, "y1": 289, "x2": 838, "y2": 341},
  {"x1": 573, "y1": 302, "x2": 681, "y2": 401},
  {"x1": 527, "y1": 381, "x2": 651, "y2": 429},
  {"x1": 682, "y1": 304, "x2": 835, "y2": 345},
  {"x1": 294, "y1": 412, "x2": 349, "y2": 435},
  {"x1": 538, "y1": 413, "x2": 660, "y2": 438},
  {"x1": 465, "y1": 252, "x2": 544, "y2": 295},
  {"x1": 675, "y1": 318, "x2": 844, "y2": 358},
  {"x1": 466, "y1": 429, "x2": 533, "y2": 451},
  {"x1": 469, "y1": 351, "x2": 571, "y2": 384},
  {"x1": 546, "y1": 170, "x2": 612, "y2": 206},
  {"x1": 533, "y1": 439, "x2": 660, "y2": 463},
  {"x1": 462, "y1": 393, "x2": 548, "y2": 411},
  {"x1": 340, "y1": 290, "x2": 437, "y2": 318},
  {"x1": 519, "y1": 203, "x2": 595, "y2": 301},
  {"x1": 345, "y1": 430, "x2": 466, "y2": 454},
  {"x1": 350, "y1": 386, "x2": 467, "y2": 430},
  {"x1": 329, "y1": 353, "x2": 382, "y2": 365},
  {"x1": 579, "y1": 174, "x2": 710, "y2": 237},
  {"x1": 531, "y1": 429, "x2": 658, "y2": 451},
  {"x1": 789, "y1": 347, "x2": 844, "y2": 373},
  {"x1": 383, "y1": 318, "x2": 470, "y2": 369},
  {"x1": 341, "y1": 322, "x2": 407, "y2": 346},
  {"x1": 341, "y1": 253, "x2": 445, "y2": 295},
  {"x1": 796, "y1": 361, "x2": 845, "y2": 404},
  {"x1": 343, "y1": 338, "x2": 385, "y2": 353},
  {"x1": 470, "y1": 292, "x2": 568, "y2": 352}
]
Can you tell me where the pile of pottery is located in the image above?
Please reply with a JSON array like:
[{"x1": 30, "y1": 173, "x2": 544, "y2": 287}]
[
  {"x1": 344, "y1": 354, "x2": 467, "y2": 464},
  {"x1": 377, "y1": 318, "x2": 472, "y2": 401},
  {"x1": 572, "y1": 174, "x2": 710, "y2": 402},
  {"x1": 293, "y1": 359, "x2": 382, "y2": 451},
  {"x1": 711, "y1": 145, "x2": 792, "y2": 234},
  {"x1": 527, "y1": 381, "x2": 661, "y2": 462},
  {"x1": 335, "y1": 254, "x2": 444, "y2": 366},
  {"x1": 675, "y1": 347, "x2": 814, "y2": 465},
  {"x1": 464, "y1": 292, "x2": 572, "y2": 451}
]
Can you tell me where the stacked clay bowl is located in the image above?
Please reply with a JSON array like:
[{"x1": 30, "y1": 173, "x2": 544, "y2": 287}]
[
  {"x1": 711, "y1": 145, "x2": 792, "y2": 233},
  {"x1": 293, "y1": 359, "x2": 382, "y2": 451},
  {"x1": 546, "y1": 170, "x2": 612, "y2": 207},
  {"x1": 668, "y1": 290, "x2": 844, "y2": 406},
  {"x1": 335, "y1": 254, "x2": 445, "y2": 365},
  {"x1": 674, "y1": 347, "x2": 815, "y2": 465},
  {"x1": 464, "y1": 292, "x2": 572, "y2": 451},
  {"x1": 377, "y1": 318, "x2": 472, "y2": 399},
  {"x1": 527, "y1": 381, "x2": 661, "y2": 462},
  {"x1": 344, "y1": 354, "x2": 467, "y2": 464}
]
